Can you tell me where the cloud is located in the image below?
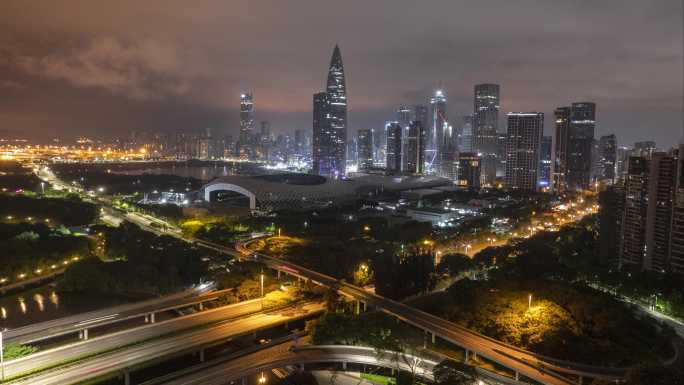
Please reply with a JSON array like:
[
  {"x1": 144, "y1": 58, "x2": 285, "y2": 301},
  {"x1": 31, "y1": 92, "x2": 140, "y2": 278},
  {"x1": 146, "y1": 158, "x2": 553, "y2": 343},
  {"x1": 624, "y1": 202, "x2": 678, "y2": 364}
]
[
  {"x1": 0, "y1": 80, "x2": 25, "y2": 89},
  {"x1": 13, "y1": 37, "x2": 193, "y2": 100}
]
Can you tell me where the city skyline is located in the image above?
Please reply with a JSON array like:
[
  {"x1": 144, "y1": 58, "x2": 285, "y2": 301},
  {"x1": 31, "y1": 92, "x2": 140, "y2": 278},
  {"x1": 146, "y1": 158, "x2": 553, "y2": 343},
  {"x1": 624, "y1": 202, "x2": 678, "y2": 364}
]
[{"x1": 0, "y1": 0, "x2": 682, "y2": 146}]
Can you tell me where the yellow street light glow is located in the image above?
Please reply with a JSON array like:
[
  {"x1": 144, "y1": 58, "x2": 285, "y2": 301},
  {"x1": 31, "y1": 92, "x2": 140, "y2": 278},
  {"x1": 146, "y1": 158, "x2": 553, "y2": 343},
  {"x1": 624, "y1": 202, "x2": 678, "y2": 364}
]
[
  {"x1": 18, "y1": 273, "x2": 26, "y2": 279},
  {"x1": 35, "y1": 269, "x2": 42, "y2": 274}
]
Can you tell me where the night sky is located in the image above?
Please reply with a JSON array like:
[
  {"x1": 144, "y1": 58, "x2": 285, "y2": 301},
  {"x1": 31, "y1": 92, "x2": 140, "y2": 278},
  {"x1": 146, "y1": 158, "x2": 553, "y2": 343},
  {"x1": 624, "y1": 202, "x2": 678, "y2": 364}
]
[{"x1": 1, "y1": 0, "x2": 682, "y2": 146}]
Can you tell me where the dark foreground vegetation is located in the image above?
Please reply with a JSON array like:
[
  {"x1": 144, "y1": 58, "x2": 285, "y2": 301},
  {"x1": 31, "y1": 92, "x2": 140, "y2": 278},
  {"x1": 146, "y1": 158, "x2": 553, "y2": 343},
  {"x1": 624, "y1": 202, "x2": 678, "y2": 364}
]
[{"x1": 59, "y1": 223, "x2": 208, "y2": 296}]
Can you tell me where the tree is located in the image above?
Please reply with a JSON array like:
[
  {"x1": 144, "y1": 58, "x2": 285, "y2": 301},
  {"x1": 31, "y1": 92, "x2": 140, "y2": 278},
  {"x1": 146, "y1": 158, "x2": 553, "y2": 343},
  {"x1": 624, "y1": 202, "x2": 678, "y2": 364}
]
[
  {"x1": 624, "y1": 364, "x2": 683, "y2": 385},
  {"x1": 2, "y1": 343, "x2": 37, "y2": 360},
  {"x1": 436, "y1": 253, "x2": 474, "y2": 276},
  {"x1": 433, "y1": 359, "x2": 477, "y2": 385}
]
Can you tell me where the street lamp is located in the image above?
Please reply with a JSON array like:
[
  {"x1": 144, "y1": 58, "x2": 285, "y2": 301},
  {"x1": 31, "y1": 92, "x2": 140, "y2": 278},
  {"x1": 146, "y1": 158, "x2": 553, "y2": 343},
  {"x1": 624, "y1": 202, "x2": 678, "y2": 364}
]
[
  {"x1": 260, "y1": 272, "x2": 265, "y2": 308},
  {"x1": 258, "y1": 372, "x2": 267, "y2": 384},
  {"x1": 40, "y1": 181, "x2": 45, "y2": 194},
  {"x1": 528, "y1": 294, "x2": 533, "y2": 310}
]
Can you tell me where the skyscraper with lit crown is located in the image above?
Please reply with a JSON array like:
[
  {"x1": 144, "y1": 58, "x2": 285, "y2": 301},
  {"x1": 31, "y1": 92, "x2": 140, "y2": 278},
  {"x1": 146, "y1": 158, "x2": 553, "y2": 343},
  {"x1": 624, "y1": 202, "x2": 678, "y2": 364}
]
[
  {"x1": 239, "y1": 92, "x2": 255, "y2": 157},
  {"x1": 312, "y1": 45, "x2": 347, "y2": 177}
]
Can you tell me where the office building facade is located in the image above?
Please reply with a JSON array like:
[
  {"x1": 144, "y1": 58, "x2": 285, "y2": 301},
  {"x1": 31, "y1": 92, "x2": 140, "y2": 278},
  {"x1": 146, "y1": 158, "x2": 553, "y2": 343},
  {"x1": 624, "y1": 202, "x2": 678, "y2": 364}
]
[
  {"x1": 386, "y1": 122, "x2": 402, "y2": 172},
  {"x1": 473, "y1": 84, "x2": 500, "y2": 186},
  {"x1": 504, "y1": 112, "x2": 544, "y2": 191},
  {"x1": 357, "y1": 128, "x2": 374, "y2": 170}
]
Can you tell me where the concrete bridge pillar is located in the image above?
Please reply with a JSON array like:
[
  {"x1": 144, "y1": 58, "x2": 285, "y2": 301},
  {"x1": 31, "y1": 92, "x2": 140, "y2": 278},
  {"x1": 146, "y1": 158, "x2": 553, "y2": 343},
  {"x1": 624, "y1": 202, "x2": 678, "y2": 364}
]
[
  {"x1": 79, "y1": 328, "x2": 88, "y2": 340},
  {"x1": 199, "y1": 348, "x2": 205, "y2": 362},
  {"x1": 277, "y1": 269, "x2": 281, "y2": 279},
  {"x1": 431, "y1": 331, "x2": 435, "y2": 344},
  {"x1": 199, "y1": 302, "x2": 204, "y2": 311},
  {"x1": 465, "y1": 349, "x2": 469, "y2": 362},
  {"x1": 515, "y1": 371, "x2": 519, "y2": 381},
  {"x1": 122, "y1": 369, "x2": 130, "y2": 385},
  {"x1": 342, "y1": 361, "x2": 347, "y2": 370}
]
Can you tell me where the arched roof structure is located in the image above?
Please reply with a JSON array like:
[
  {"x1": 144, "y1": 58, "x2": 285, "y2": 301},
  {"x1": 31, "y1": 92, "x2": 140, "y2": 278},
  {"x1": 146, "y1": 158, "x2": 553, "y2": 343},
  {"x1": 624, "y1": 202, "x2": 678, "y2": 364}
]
[{"x1": 202, "y1": 173, "x2": 451, "y2": 210}]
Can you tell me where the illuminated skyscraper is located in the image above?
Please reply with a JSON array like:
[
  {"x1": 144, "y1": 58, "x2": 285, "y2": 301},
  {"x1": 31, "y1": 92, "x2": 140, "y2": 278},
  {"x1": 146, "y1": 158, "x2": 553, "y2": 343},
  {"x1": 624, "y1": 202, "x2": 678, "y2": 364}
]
[
  {"x1": 599, "y1": 134, "x2": 617, "y2": 182},
  {"x1": 553, "y1": 102, "x2": 596, "y2": 191},
  {"x1": 312, "y1": 45, "x2": 347, "y2": 177},
  {"x1": 427, "y1": 90, "x2": 446, "y2": 174},
  {"x1": 386, "y1": 122, "x2": 402, "y2": 172},
  {"x1": 567, "y1": 102, "x2": 596, "y2": 190},
  {"x1": 397, "y1": 105, "x2": 412, "y2": 130},
  {"x1": 540, "y1": 135, "x2": 552, "y2": 187},
  {"x1": 505, "y1": 112, "x2": 544, "y2": 191},
  {"x1": 357, "y1": 128, "x2": 373, "y2": 170},
  {"x1": 459, "y1": 115, "x2": 473, "y2": 153},
  {"x1": 397, "y1": 105, "x2": 412, "y2": 171},
  {"x1": 404, "y1": 120, "x2": 426, "y2": 174},
  {"x1": 239, "y1": 92, "x2": 255, "y2": 157},
  {"x1": 474, "y1": 84, "x2": 500, "y2": 185}
]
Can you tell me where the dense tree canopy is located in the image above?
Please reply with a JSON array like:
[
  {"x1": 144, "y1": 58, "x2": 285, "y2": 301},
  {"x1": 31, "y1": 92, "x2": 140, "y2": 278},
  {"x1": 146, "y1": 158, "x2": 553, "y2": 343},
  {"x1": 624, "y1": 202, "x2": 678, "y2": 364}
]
[
  {"x1": 59, "y1": 223, "x2": 208, "y2": 295},
  {"x1": 0, "y1": 194, "x2": 97, "y2": 226}
]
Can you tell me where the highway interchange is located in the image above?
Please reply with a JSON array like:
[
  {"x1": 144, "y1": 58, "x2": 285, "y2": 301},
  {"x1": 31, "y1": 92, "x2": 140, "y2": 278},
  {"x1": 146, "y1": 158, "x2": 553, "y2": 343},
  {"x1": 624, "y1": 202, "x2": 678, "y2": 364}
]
[{"x1": 7, "y1": 166, "x2": 629, "y2": 385}]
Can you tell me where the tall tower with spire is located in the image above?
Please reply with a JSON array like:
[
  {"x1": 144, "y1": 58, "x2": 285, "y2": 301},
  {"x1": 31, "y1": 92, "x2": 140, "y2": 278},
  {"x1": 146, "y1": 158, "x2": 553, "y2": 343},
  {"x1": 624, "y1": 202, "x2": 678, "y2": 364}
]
[{"x1": 313, "y1": 45, "x2": 347, "y2": 177}]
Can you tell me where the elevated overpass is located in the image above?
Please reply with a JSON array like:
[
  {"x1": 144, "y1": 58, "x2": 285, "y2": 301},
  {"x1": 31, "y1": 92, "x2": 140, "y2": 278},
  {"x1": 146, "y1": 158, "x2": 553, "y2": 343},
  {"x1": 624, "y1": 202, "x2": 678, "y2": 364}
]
[
  {"x1": 6, "y1": 302, "x2": 323, "y2": 384},
  {"x1": 2, "y1": 285, "x2": 236, "y2": 345},
  {"x1": 227, "y1": 238, "x2": 628, "y2": 385}
]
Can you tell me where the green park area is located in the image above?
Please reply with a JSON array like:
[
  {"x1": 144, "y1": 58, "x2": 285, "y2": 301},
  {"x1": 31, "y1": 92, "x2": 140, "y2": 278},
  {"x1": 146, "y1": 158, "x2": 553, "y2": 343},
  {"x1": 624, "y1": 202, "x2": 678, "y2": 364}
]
[{"x1": 58, "y1": 222, "x2": 208, "y2": 296}]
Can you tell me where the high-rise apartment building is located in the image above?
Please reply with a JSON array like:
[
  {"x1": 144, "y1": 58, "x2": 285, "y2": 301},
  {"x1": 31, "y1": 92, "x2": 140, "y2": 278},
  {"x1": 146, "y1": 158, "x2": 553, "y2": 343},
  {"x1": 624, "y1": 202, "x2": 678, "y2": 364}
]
[
  {"x1": 312, "y1": 45, "x2": 347, "y2": 177},
  {"x1": 616, "y1": 146, "x2": 632, "y2": 182},
  {"x1": 644, "y1": 153, "x2": 676, "y2": 272},
  {"x1": 357, "y1": 128, "x2": 374, "y2": 170},
  {"x1": 504, "y1": 112, "x2": 544, "y2": 191},
  {"x1": 473, "y1": 84, "x2": 500, "y2": 186},
  {"x1": 386, "y1": 122, "x2": 402, "y2": 172},
  {"x1": 598, "y1": 184, "x2": 625, "y2": 267},
  {"x1": 670, "y1": 145, "x2": 684, "y2": 274},
  {"x1": 620, "y1": 156, "x2": 650, "y2": 270}
]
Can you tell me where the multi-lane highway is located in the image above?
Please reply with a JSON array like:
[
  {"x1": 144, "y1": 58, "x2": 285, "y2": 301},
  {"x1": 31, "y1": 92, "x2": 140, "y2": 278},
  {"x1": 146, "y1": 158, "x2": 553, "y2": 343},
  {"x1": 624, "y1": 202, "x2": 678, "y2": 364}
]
[
  {"x1": 162, "y1": 343, "x2": 439, "y2": 385},
  {"x1": 9, "y1": 302, "x2": 324, "y2": 385},
  {"x1": 2, "y1": 284, "x2": 228, "y2": 345},
  {"x1": 229, "y1": 238, "x2": 627, "y2": 385},
  {"x1": 4, "y1": 298, "x2": 266, "y2": 380}
]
